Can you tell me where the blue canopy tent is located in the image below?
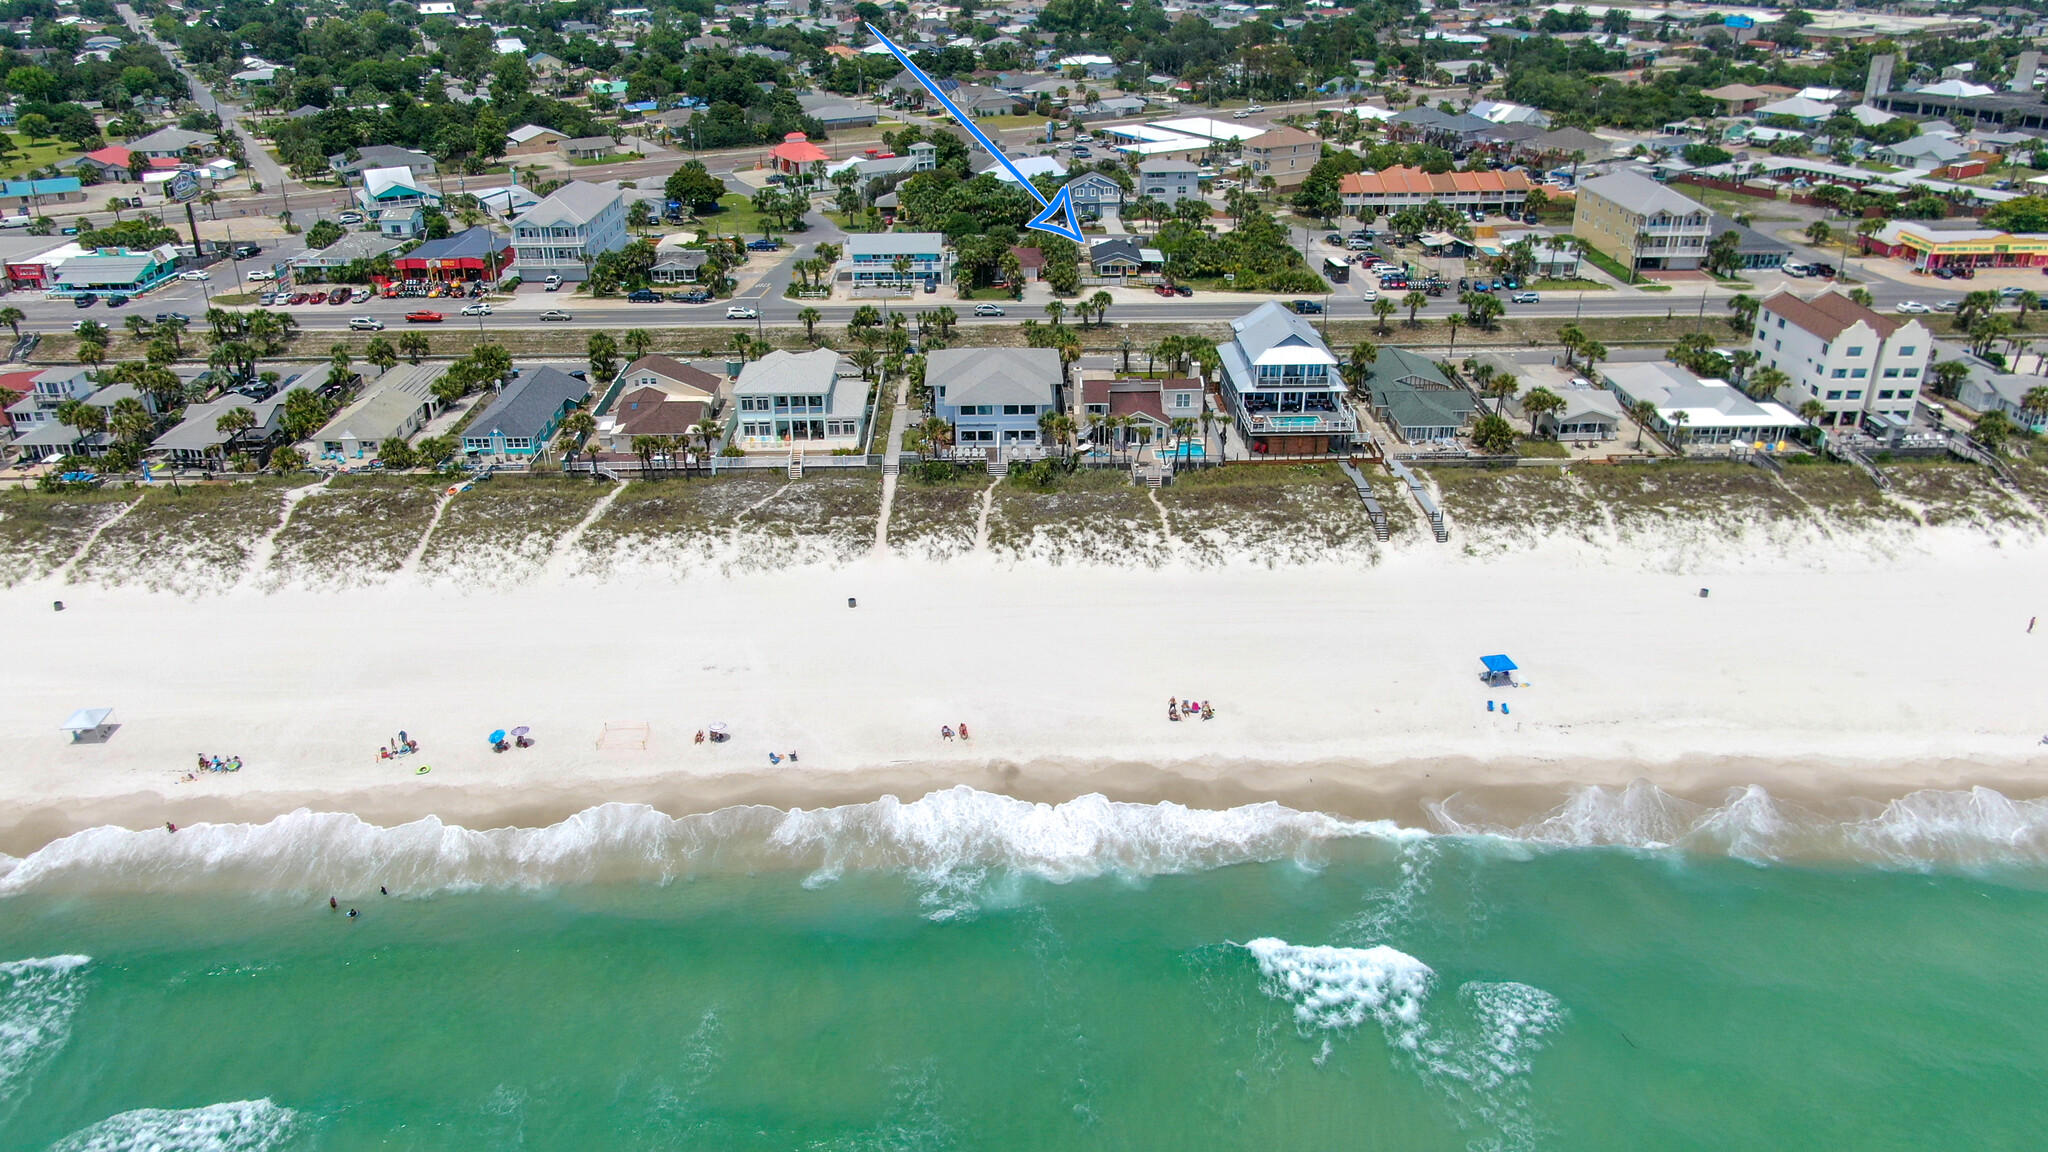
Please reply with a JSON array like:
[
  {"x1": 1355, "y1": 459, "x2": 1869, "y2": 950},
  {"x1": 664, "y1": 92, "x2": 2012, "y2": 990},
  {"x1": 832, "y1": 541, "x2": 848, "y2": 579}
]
[{"x1": 1479, "y1": 654, "x2": 1517, "y2": 688}]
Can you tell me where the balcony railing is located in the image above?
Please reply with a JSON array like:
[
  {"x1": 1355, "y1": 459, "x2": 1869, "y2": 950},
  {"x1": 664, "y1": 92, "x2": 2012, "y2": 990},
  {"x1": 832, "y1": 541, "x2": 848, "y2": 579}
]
[{"x1": 1243, "y1": 408, "x2": 1356, "y2": 434}]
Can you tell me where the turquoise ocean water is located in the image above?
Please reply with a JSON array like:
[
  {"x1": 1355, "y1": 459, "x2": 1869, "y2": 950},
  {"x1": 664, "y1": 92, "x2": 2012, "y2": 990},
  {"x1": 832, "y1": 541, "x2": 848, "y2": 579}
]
[{"x1": 2, "y1": 785, "x2": 2046, "y2": 1152}]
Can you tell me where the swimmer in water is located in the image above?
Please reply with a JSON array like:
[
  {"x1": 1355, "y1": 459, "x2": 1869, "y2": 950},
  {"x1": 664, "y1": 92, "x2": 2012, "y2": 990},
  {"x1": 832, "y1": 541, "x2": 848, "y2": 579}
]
[
  {"x1": 348, "y1": 909, "x2": 358, "y2": 919},
  {"x1": 330, "y1": 897, "x2": 338, "y2": 910},
  {"x1": 380, "y1": 886, "x2": 388, "y2": 896}
]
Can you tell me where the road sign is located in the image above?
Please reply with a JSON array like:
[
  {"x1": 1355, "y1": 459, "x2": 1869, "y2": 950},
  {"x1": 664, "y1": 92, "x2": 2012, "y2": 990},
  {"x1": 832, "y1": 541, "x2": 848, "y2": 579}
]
[{"x1": 864, "y1": 23, "x2": 1084, "y2": 243}]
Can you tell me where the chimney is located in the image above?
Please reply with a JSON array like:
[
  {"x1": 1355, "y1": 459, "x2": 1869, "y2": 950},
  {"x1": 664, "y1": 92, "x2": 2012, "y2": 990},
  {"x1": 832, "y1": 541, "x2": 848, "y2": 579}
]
[{"x1": 1866, "y1": 54, "x2": 1895, "y2": 101}]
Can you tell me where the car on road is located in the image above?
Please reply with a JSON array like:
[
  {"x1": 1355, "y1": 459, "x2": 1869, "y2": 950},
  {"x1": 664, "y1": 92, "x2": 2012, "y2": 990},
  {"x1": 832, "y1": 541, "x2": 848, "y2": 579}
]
[
  {"x1": 1289, "y1": 299, "x2": 1324, "y2": 314},
  {"x1": 154, "y1": 312, "x2": 191, "y2": 324},
  {"x1": 247, "y1": 269, "x2": 275, "y2": 281},
  {"x1": 349, "y1": 317, "x2": 385, "y2": 330},
  {"x1": 544, "y1": 275, "x2": 563, "y2": 291},
  {"x1": 1895, "y1": 300, "x2": 1932, "y2": 314},
  {"x1": 405, "y1": 310, "x2": 444, "y2": 322},
  {"x1": 460, "y1": 302, "x2": 493, "y2": 316},
  {"x1": 1247, "y1": 104, "x2": 1265, "y2": 113},
  {"x1": 1935, "y1": 300, "x2": 1962, "y2": 313},
  {"x1": 178, "y1": 270, "x2": 209, "y2": 281},
  {"x1": 70, "y1": 319, "x2": 94, "y2": 331},
  {"x1": 746, "y1": 238, "x2": 782, "y2": 251},
  {"x1": 1232, "y1": 109, "x2": 1249, "y2": 119},
  {"x1": 1358, "y1": 289, "x2": 1378, "y2": 302},
  {"x1": 973, "y1": 303, "x2": 1006, "y2": 316},
  {"x1": 726, "y1": 305, "x2": 760, "y2": 320},
  {"x1": 628, "y1": 289, "x2": 662, "y2": 303},
  {"x1": 539, "y1": 310, "x2": 573, "y2": 321},
  {"x1": 1510, "y1": 291, "x2": 1540, "y2": 304},
  {"x1": 337, "y1": 212, "x2": 362, "y2": 224}
]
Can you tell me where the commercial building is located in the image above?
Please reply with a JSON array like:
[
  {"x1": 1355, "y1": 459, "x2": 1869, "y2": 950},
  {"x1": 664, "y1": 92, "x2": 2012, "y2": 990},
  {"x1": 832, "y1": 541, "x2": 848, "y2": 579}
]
[
  {"x1": 290, "y1": 232, "x2": 406, "y2": 281},
  {"x1": 1750, "y1": 289, "x2": 1932, "y2": 427},
  {"x1": 392, "y1": 226, "x2": 514, "y2": 283},
  {"x1": 1864, "y1": 220, "x2": 2048, "y2": 271},
  {"x1": 1337, "y1": 167, "x2": 1534, "y2": 217},
  {"x1": 510, "y1": 181, "x2": 628, "y2": 283},
  {"x1": 46, "y1": 245, "x2": 180, "y2": 297},
  {"x1": 1572, "y1": 169, "x2": 1712, "y2": 272},
  {"x1": 355, "y1": 167, "x2": 443, "y2": 238}
]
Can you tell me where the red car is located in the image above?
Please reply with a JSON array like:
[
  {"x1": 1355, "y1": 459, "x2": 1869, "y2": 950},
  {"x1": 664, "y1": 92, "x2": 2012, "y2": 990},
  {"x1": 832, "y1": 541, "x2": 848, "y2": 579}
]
[
  {"x1": 405, "y1": 310, "x2": 444, "y2": 323},
  {"x1": 1154, "y1": 283, "x2": 1177, "y2": 297},
  {"x1": 287, "y1": 292, "x2": 308, "y2": 305},
  {"x1": 308, "y1": 291, "x2": 328, "y2": 304}
]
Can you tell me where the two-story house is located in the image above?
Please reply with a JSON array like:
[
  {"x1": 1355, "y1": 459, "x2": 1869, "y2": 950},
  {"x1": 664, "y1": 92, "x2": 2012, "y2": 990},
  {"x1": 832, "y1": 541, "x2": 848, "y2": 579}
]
[
  {"x1": 1751, "y1": 289, "x2": 1932, "y2": 427},
  {"x1": 355, "y1": 167, "x2": 444, "y2": 239},
  {"x1": 731, "y1": 349, "x2": 868, "y2": 451},
  {"x1": 1241, "y1": 127, "x2": 1320, "y2": 190},
  {"x1": 1572, "y1": 169, "x2": 1712, "y2": 272},
  {"x1": 1217, "y1": 301, "x2": 1354, "y2": 455},
  {"x1": 928, "y1": 347, "x2": 1064, "y2": 454},
  {"x1": 834, "y1": 232, "x2": 953, "y2": 291},
  {"x1": 1135, "y1": 159, "x2": 1201, "y2": 207},
  {"x1": 510, "y1": 181, "x2": 629, "y2": 283}
]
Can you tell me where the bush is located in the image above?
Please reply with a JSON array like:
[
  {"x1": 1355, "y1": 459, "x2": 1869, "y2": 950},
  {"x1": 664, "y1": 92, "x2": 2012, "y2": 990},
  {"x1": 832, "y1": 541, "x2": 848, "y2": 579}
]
[{"x1": 911, "y1": 458, "x2": 959, "y2": 483}]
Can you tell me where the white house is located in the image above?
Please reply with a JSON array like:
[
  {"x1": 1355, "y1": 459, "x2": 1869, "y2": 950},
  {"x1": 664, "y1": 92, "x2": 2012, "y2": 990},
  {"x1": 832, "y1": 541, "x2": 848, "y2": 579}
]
[
  {"x1": 731, "y1": 349, "x2": 869, "y2": 451},
  {"x1": 1601, "y1": 362, "x2": 1804, "y2": 449},
  {"x1": 1750, "y1": 290, "x2": 1932, "y2": 427},
  {"x1": 1217, "y1": 301, "x2": 1354, "y2": 454},
  {"x1": 510, "y1": 180, "x2": 628, "y2": 283},
  {"x1": 355, "y1": 166, "x2": 443, "y2": 238}
]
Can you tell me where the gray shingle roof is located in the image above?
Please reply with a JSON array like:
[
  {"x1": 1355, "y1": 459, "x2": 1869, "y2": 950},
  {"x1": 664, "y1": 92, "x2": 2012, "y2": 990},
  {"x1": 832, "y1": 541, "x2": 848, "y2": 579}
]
[
  {"x1": 463, "y1": 366, "x2": 587, "y2": 442},
  {"x1": 926, "y1": 347, "x2": 1061, "y2": 407}
]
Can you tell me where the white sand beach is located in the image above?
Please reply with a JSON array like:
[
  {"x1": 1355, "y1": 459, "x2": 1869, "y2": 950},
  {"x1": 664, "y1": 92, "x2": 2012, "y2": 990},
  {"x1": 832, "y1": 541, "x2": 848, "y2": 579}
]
[{"x1": 4, "y1": 527, "x2": 2046, "y2": 853}]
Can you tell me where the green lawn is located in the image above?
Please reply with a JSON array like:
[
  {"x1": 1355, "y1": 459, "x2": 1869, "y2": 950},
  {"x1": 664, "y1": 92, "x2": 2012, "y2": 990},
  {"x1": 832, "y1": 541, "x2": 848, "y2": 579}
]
[
  {"x1": 0, "y1": 137, "x2": 75, "y2": 180},
  {"x1": 1532, "y1": 278, "x2": 1609, "y2": 291},
  {"x1": 1579, "y1": 246, "x2": 1639, "y2": 283},
  {"x1": 699, "y1": 192, "x2": 786, "y2": 238},
  {"x1": 1517, "y1": 437, "x2": 1570, "y2": 458}
]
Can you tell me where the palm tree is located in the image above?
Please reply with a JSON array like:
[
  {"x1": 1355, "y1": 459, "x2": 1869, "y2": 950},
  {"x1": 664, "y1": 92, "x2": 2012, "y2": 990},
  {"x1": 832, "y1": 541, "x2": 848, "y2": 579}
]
[
  {"x1": 1748, "y1": 366, "x2": 1790, "y2": 403},
  {"x1": 398, "y1": 332, "x2": 430, "y2": 364},
  {"x1": 0, "y1": 306, "x2": 22, "y2": 339},
  {"x1": 1045, "y1": 299, "x2": 1067, "y2": 326},
  {"x1": 624, "y1": 328, "x2": 653, "y2": 359},
  {"x1": 1667, "y1": 408, "x2": 1690, "y2": 448},
  {"x1": 1403, "y1": 290, "x2": 1428, "y2": 324},
  {"x1": 214, "y1": 405, "x2": 256, "y2": 459},
  {"x1": 366, "y1": 337, "x2": 398, "y2": 371},
  {"x1": 1372, "y1": 297, "x2": 1396, "y2": 334},
  {"x1": 1087, "y1": 290, "x2": 1113, "y2": 327},
  {"x1": 1484, "y1": 373, "x2": 1519, "y2": 414},
  {"x1": 1557, "y1": 323, "x2": 1586, "y2": 369},
  {"x1": 77, "y1": 340, "x2": 105, "y2": 368},
  {"x1": 917, "y1": 415, "x2": 954, "y2": 459},
  {"x1": 1848, "y1": 287, "x2": 1874, "y2": 308},
  {"x1": 799, "y1": 306, "x2": 822, "y2": 343},
  {"x1": 1629, "y1": 399, "x2": 1658, "y2": 450},
  {"x1": 1579, "y1": 339, "x2": 1608, "y2": 375},
  {"x1": 1444, "y1": 313, "x2": 1462, "y2": 357},
  {"x1": 2017, "y1": 290, "x2": 2041, "y2": 328},
  {"x1": 2021, "y1": 385, "x2": 2048, "y2": 427},
  {"x1": 1798, "y1": 399, "x2": 1827, "y2": 438},
  {"x1": 1521, "y1": 386, "x2": 1565, "y2": 435}
]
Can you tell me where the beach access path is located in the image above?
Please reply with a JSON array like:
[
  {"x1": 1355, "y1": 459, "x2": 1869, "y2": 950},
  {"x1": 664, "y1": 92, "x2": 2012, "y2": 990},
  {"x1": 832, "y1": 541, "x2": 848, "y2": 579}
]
[{"x1": 3, "y1": 539, "x2": 2046, "y2": 849}]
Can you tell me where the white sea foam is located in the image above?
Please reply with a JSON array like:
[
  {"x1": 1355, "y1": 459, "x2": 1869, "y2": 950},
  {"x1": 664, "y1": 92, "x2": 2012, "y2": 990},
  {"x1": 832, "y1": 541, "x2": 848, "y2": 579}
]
[
  {"x1": 0, "y1": 954, "x2": 89, "y2": 1116},
  {"x1": 46, "y1": 1099, "x2": 297, "y2": 1152},
  {"x1": 1244, "y1": 940, "x2": 1566, "y2": 1152},
  {"x1": 1429, "y1": 781, "x2": 2048, "y2": 866},
  {"x1": 1244, "y1": 938, "x2": 1435, "y2": 1045},
  {"x1": 0, "y1": 787, "x2": 1392, "y2": 903}
]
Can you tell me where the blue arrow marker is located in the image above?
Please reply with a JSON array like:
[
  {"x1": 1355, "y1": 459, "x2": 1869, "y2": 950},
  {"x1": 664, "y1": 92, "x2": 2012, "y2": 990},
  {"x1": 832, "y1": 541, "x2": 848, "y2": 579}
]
[{"x1": 864, "y1": 23, "x2": 1084, "y2": 244}]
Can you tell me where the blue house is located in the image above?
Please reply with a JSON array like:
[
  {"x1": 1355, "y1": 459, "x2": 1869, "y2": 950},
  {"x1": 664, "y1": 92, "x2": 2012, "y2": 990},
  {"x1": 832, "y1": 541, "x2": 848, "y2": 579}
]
[
  {"x1": 461, "y1": 366, "x2": 589, "y2": 457},
  {"x1": 48, "y1": 244, "x2": 180, "y2": 297},
  {"x1": 836, "y1": 232, "x2": 953, "y2": 289},
  {"x1": 926, "y1": 347, "x2": 1064, "y2": 453}
]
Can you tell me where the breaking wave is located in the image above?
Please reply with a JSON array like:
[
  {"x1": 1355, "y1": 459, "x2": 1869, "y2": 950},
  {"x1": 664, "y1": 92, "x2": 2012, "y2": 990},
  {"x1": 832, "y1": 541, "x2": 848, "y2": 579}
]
[
  {"x1": 1428, "y1": 781, "x2": 2048, "y2": 866},
  {"x1": 45, "y1": 1099, "x2": 298, "y2": 1152},
  {"x1": 3, "y1": 782, "x2": 2046, "y2": 905},
  {"x1": 1245, "y1": 939, "x2": 1565, "y2": 1151},
  {"x1": 0, "y1": 787, "x2": 1396, "y2": 905},
  {"x1": 0, "y1": 954, "x2": 89, "y2": 1118}
]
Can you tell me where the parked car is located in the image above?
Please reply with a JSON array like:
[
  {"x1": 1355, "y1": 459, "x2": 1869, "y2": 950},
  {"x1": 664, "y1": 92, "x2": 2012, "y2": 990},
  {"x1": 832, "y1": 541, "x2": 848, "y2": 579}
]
[
  {"x1": 973, "y1": 303, "x2": 1006, "y2": 316},
  {"x1": 337, "y1": 212, "x2": 362, "y2": 224},
  {"x1": 1232, "y1": 109, "x2": 1250, "y2": 119},
  {"x1": 726, "y1": 305, "x2": 760, "y2": 319},
  {"x1": 308, "y1": 291, "x2": 328, "y2": 304},
  {"x1": 231, "y1": 243, "x2": 262, "y2": 259},
  {"x1": 178, "y1": 270, "x2": 209, "y2": 281},
  {"x1": 329, "y1": 290, "x2": 351, "y2": 305},
  {"x1": 1347, "y1": 237, "x2": 1371, "y2": 250},
  {"x1": 544, "y1": 275, "x2": 564, "y2": 291},
  {"x1": 1155, "y1": 283, "x2": 1178, "y2": 297},
  {"x1": 259, "y1": 293, "x2": 278, "y2": 306},
  {"x1": 461, "y1": 302, "x2": 493, "y2": 316},
  {"x1": 673, "y1": 289, "x2": 711, "y2": 303},
  {"x1": 539, "y1": 309, "x2": 573, "y2": 321},
  {"x1": 349, "y1": 317, "x2": 385, "y2": 331},
  {"x1": 352, "y1": 288, "x2": 373, "y2": 303},
  {"x1": 286, "y1": 292, "x2": 307, "y2": 305},
  {"x1": 405, "y1": 310, "x2": 445, "y2": 322},
  {"x1": 1895, "y1": 300, "x2": 1931, "y2": 314},
  {"x1": 1324, "y1": 233, "x2": 1343, "y2": 245},
  {"x1": 628, "y1": 289, "x2": 662, "y2": 303},
  {"x1": 746, "y1": 238, "x2": 782, "y2": 251},
  {"x1": 1071, "y1": 146, "x2": 1092, "y2": 158},
  {"x1": 1510, "y1": 291, "x2": 1540, "y2": 304},
  {"x1": 1174, "y1": 285, "x2": 1192, "y2": 297},
  {"x1": 1289, "y1": 299, "x2": 1324, "y2": 314}
]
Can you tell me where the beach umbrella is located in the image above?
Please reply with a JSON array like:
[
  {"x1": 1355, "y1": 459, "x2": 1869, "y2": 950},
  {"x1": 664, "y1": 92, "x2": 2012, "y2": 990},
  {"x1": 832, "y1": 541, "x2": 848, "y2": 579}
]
[
  {"x1": 488, "y1": 729, "x2": 507, "y2": 744},
  {"x1": 511, "y1": 726, "x2": 530, "y2": 737}
]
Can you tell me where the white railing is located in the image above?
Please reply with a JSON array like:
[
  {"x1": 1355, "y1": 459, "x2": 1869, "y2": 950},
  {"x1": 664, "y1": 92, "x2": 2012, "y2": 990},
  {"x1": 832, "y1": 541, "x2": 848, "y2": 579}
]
[{"x1": 1243, "y1": 409, "x2": 1356, "y2": 434}]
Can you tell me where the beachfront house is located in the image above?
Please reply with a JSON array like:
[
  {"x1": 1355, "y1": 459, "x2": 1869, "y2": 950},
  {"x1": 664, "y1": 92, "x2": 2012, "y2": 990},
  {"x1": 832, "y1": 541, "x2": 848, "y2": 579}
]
[
  {"x1": 1217, "y1": 302, "x2": 1354, "y2": 455},
  {"x1": 3, "y1": 367, "x2": 95, "y2": 441},
  {"x1": 731, "y1": 349, "x2": 869, "y2": 451},
  {"x1": 1362, "y1": 346, "x2": 1475, "y2": 443},
  {"x1": 1751, "y1": 289, "x2": 1932, "y2": 428},
  {"x1": 1078, "y1": 373, "x2": 1203, "y2": 449},
  {"x1": 616, "y1": 355, "x2": 721, "y2": 403},
  {"x1": 1600, "y1": 361, "x2": 1804, "y2": 450},
  {"x1": 150, "y1": 390, "x2": 304, "y2": 466},
  {"x1": 311, "y1": 364, "x2": 440, "y2": 460},
  {"x1": 601, "y1": 388, "x2": 712, "y2": 454},
  {"x1": 834, "y1": 232, "x2": 952, "y2": 291},
  {"x1": 928, "y1": 347, "x2": 1065, "y2": 455},
  {"x1": 461, "y1": 367, "x2": 588, "y2": 458}
]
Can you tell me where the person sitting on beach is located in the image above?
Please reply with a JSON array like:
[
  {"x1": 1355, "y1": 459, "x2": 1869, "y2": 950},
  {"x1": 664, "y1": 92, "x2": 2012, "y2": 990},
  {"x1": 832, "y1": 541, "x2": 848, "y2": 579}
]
[
  {"x1": 1201, "y1": 703, "x2": 1214, "y2": 720},
  {"x1": 695, "y1": 730, "x2": 705, "y2": 744},
  {"x1": 769, "y1": 752, "x2": 782, "y2": 765},
  {"x1": 958, "y1": 723, "x2": 970, "y2": 740},
  {"x1": 789, "y1": 751, "x2": 798, "y2": 762},
  {"x1": 210, "y1": 756, "x2": 224, "y2": 771},
  {"x1": 196, "y1": 754, "x2": 208, "y2": 771},
  {"x1": 405, "y1": 740, "x2": 418, "y2": 753},
  {"x1": 941, "y1": 726, "x2": 954, "y2": 741}
]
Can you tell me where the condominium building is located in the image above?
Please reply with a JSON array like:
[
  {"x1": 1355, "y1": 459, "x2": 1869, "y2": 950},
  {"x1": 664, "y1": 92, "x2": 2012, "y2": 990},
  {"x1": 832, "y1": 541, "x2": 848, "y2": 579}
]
[
  {"x1": 1571, "y1": 169, "x2": 1711, "y2": 272},
  {"x1": 509, "y1": 181, "x2": 628, "y2": 283},
  {"x1": 1750, "y1": 289, "x2": 1933, "y2": 426}
]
